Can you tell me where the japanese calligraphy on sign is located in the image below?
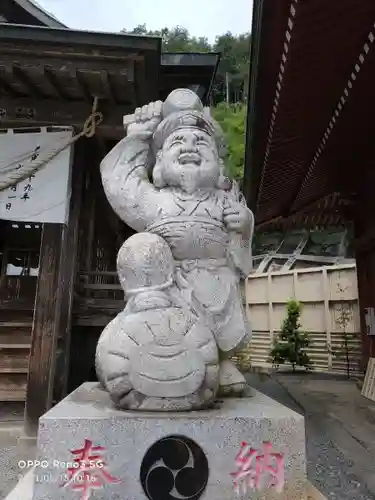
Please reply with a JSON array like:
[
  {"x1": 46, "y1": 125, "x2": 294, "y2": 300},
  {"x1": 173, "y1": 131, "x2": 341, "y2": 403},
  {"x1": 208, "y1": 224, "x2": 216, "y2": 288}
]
[
  {"x1": 0, "y1": 127, "x2": 73, "y2": 223},
  {"x1": 5, "y1": 153, "x2": 37, "y2": 211},
  {"x1": 60, "y1": 439, "x2": 120, "y2": 500},
  {"x1": 231, "y1": 441, "x2": 285, "y2": 495}
]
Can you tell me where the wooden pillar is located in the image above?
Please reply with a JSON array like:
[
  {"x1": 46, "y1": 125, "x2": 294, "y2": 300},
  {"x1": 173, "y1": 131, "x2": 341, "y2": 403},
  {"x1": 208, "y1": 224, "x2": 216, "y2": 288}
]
[
  {"x1": 54, "y1": 141, "x2": 85, "y2": 400},
  {"x1": 355, "y1": 246, "x2": 375, "y2": 372},
  {"x1": 24, "y1": 140, "x2": 85, "y2": 436},
  {"x1": 24, "y1": 223, "x2": 64, "y2": 436},
  {"x1": 353, "y1": 179, "x2": 375, "y2": 373}
]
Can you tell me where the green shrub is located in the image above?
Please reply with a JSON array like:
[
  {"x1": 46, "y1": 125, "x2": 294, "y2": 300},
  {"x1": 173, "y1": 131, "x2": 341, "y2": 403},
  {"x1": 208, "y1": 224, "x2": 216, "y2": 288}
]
[{"x1": 270, "y1": 300, "x2": 311, "y2": 371}]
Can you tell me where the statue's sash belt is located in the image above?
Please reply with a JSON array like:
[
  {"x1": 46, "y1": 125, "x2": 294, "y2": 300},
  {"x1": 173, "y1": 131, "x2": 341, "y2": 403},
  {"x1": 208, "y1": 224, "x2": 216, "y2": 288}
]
[
  {"x1": 175, "y1": 258, "x2": 228, "y2": 272},
  {"x1": 146, "y1": 216, "x2": 225, "y2": 231}
]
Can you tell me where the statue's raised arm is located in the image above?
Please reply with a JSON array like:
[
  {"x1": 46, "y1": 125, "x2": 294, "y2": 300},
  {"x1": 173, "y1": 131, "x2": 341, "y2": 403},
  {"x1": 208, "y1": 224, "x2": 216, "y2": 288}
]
[{"x1": 100, "y1": 101, "x2": 163, "y2": 232}]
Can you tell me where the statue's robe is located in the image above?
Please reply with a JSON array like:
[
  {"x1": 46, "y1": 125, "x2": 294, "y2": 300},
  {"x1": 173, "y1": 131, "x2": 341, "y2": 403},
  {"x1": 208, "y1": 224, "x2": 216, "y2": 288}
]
[{"x1": 100, "y1": 132, "x2": 253, "y2": 355}]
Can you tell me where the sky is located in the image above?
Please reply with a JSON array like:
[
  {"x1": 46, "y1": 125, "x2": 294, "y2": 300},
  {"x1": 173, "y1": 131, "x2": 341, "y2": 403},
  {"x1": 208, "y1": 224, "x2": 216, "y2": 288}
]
[{"x1": 36, "y1": 0, "x2": 253, "y2": 42}]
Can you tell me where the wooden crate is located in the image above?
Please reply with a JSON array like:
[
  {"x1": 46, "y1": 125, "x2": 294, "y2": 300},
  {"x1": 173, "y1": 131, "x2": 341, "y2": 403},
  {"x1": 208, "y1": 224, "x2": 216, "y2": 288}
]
[{"x1": 362, "y1": 357, "x2": 375, "y2": 402}]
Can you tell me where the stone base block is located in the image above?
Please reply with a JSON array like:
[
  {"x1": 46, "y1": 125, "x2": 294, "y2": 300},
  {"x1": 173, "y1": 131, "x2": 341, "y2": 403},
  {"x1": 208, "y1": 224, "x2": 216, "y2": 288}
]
[{"x1": 32, "y1": 382, "x2": 307, "y2": 500}]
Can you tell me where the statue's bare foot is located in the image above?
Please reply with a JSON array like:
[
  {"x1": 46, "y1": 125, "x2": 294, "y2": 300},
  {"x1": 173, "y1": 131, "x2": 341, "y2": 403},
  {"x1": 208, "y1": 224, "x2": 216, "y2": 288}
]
[{"x1": 218, "y1": 359, "x2": 247, "y2": 396}]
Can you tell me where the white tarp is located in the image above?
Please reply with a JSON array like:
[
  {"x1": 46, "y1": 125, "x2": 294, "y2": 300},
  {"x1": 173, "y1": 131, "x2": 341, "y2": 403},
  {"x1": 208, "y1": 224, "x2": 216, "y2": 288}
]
[{"x1": 0, "y1": 127, "x2": 74, "y2": 224}]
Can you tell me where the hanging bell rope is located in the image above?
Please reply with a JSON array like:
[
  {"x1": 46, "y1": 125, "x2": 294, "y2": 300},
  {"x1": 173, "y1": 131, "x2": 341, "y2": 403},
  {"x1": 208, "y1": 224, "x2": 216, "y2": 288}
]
[{"x1": 0, "y1": 97, "x2": 103, "y2": 193}]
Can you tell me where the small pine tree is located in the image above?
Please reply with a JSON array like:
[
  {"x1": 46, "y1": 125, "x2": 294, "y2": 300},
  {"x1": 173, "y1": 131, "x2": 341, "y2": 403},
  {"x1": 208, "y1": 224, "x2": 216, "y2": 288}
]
[{"x1": 270, "y1": 300, "x2": 311, "y2": 372}]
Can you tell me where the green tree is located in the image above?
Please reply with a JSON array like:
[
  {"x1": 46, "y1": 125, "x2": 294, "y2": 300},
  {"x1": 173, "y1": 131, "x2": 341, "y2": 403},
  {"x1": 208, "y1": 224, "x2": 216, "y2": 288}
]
[
  {"x1": 270, "y1": 300, "x2": 311, "y2": 371},
  {"x1": 213, "y1": 32, "x2": 251, "y2": 103},
  {"x1": 212, "y1": 102, "x2": 247, "y2": 182},
  {"x1": 122, "y1": 24, "x2": 251, "y2": 104}
]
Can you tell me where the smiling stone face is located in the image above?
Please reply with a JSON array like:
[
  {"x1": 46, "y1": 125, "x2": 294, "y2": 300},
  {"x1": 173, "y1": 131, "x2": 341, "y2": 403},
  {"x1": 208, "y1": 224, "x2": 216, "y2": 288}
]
[{"x1": 153, "y1": 127, "x2": 221, "y2": 194}]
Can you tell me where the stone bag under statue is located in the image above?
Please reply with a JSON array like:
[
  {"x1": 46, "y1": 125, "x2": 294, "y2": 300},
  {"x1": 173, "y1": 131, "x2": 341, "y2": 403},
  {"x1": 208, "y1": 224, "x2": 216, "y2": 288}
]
[{"x1": 97, "y1": 88, "x2": 254, "y2": 410}]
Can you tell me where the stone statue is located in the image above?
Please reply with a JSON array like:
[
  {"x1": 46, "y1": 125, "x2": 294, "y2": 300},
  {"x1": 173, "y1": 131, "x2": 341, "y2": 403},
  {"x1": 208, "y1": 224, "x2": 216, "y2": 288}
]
[{"x1": 98, "y1": 88, "x2": 254, "y2": 410}]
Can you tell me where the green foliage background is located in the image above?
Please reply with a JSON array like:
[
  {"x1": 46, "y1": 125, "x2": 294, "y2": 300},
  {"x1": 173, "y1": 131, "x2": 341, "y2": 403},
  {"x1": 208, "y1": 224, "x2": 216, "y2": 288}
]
[
  {"x1": 212, "y1": 103, "x2": 247, "y2": 183},
  {"x1": 122, "y1": 25, "x2": 250, "y2": 180}
]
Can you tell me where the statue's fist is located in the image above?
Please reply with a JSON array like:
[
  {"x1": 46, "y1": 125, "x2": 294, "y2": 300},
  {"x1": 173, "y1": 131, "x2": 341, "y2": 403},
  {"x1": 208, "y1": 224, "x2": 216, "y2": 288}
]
[
  {"x1": 223, "y1": 203, "x2": 252, "y2": 233},
  {"x1": 125, "y1": 101, "x2": 163, "y2": 135}
]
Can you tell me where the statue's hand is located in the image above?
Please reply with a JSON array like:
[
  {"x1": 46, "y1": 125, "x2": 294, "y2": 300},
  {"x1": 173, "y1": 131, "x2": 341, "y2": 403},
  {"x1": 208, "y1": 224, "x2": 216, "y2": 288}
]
[
  {"x1": 126, "y1": 101, "x2": 163, "y2": 135},
  {"x1": 223, "y1": 203, "x2": 251, "y2": 233}
]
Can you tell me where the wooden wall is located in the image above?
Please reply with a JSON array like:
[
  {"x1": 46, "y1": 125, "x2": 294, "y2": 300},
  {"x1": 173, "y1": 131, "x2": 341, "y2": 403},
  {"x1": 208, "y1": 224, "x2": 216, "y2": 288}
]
[{"x1": 353, "y1": 165, "x2": 375, "y2": 372}]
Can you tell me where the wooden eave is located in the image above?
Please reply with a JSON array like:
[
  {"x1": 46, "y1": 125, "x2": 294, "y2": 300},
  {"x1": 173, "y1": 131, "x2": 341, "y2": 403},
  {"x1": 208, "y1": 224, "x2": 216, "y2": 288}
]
[
  {"x1": 244, "y1": 0, "x2": 375, "y2": 229},
  {"x1": 255, "y1": 193, "x2": 354, "y2": 232},
  {"x1": 0, "y1": 25, "x2": 220, "y2": 138},
  {"x1": 160, "y1": 52, "x2": 220, "y2": 104},
  {"x1": 0, "y1": 23, "x2": 161, "y2": 138}
]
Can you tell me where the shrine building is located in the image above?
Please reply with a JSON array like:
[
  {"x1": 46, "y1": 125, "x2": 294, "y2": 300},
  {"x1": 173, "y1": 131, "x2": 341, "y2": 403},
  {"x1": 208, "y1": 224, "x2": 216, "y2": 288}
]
[{"x1": 243, "y1": 0, "x2": 375, "y2": 375}]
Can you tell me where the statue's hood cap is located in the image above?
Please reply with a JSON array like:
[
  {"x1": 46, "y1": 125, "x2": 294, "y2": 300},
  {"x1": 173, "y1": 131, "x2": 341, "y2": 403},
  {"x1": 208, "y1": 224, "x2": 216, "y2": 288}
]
[{"x1": 153, "y1": 109, "x2": 227, "y2": 158}]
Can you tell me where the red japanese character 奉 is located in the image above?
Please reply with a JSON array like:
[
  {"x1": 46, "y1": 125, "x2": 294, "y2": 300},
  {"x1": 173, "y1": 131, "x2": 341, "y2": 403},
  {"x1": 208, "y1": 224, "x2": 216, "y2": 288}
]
[{"x1": 60, "y1": 439, "x2": 120, "y2": 500}]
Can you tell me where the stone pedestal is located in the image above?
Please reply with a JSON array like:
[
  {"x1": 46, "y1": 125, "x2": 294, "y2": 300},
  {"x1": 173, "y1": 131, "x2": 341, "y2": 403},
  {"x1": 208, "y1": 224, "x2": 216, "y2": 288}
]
[{"x1": 31, "y1": 382, "x2": 307, "y2": 500}]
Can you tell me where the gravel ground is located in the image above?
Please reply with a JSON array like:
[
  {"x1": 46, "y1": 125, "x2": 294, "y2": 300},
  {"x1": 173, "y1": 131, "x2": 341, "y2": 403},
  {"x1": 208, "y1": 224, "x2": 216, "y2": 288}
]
[
  {"x1": 304, "y1": 413, "x2": 374, "y2": 500},
  {"x1": 246, "y1": 372, "x2": 375, "y2": 500},
  {"x1": 0, "y1": 426, "x2": 36, "y2": 499}
]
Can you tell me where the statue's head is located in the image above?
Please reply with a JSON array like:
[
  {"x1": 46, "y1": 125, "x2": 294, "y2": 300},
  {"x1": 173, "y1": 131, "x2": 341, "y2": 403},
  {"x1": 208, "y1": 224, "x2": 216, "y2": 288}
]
[
  {"x1": 152, "y1": 107, "x2": 228, "y2": 194},
  {"x1": 117, "y1": 233, "x2": 174, "y2": 296}
]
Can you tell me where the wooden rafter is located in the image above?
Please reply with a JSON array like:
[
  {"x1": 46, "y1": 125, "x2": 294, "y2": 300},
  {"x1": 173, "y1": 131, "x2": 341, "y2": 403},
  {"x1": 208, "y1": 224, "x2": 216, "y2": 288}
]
[
  {"x1": 255, "y1": 191, "x2": 354, "y2": 231},
  {"x1": 12, "y1": 65, "x2": 44, "y2": 98},
  {"x1": 75, "y1": 69, "x2": 93, "y2": 103},
  {"x1": 42, "y1": 66, "x2": 68, "y2": 100},
  {"x1": 0, "y1": 64, "x2": 27, "y2": 96}
]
